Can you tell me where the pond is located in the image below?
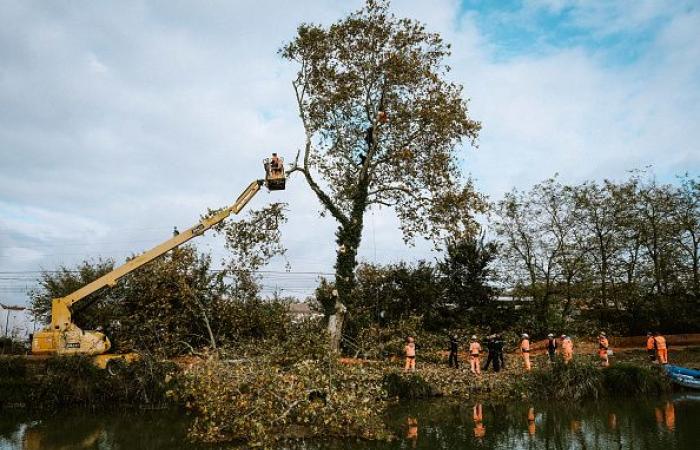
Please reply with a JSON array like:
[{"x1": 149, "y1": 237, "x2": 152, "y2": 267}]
[{"x1": 1, "y1": 394, "x2": 699, "y2": 449}]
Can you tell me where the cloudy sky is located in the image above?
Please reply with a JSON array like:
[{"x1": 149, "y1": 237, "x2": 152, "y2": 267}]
[{"x1": 1, "y1": 0, "x2": 699, "y2": 315}]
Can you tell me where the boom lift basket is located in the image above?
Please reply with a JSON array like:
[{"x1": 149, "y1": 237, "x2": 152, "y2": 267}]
[{"x1": 263, "y1": 157, "x2": 286, "y2": 191}]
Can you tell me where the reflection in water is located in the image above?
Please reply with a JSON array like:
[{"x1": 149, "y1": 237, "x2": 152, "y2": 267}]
[
  {"x1": 24, "y1": 425, "x2": 103, "y2": 450},
  {"x1": 654, "y1": 401, "x2": 677, "y2": 431},
  {"x1": 664, "y1": 401, "x2": 676, "y2": 431},
  {"x1": 0, "y1": 395, "x2": 699, "y2": 450},
  {"x1": 472, "y1": 403, "x2": 486, "y2": 439},
  {"x1": 0, "y1": 410, "x2": 198, "y2": 450},
  {"x1": 406, "y1": 417, "x2": 418, "y2": 448},
  {"x1": 527, "y1": 407, "x2": 536, "y2": 436}
]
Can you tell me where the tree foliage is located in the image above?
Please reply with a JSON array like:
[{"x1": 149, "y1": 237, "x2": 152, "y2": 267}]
[
  {"x1": 494, "y1": 172, "x2": 700, "y2": 335},
  {"x1": 29, "y1": 246, "x2": 291, "y2": 356},
  {"x1": 281, "y1": 0, "x2": 484, "y2": 348}
]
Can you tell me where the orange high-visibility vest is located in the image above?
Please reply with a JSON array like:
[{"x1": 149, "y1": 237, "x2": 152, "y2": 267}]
[
  {"x1": 469, "y1": 342, "x2": 481, "y2": 356},
  {"x1": 562, "y1": 338, "x2": 573, "y2": 352},
  {"x1": 646, "y1": 336, "x2": 655, "y2": 350},
  {"x1": 405, "y1": 343, "x2": 416, "y2": 357},
  {"x1": 599, "y1": 337, "x2": 609, "y2": 349},
  {"x1": 654, "y1": 336, "x2": 667, "y2": 350},
  {"x1": 521, "y1": 339, "x2": 530, "y2": 353}
]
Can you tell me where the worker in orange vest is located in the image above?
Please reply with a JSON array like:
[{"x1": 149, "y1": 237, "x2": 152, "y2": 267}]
[
  {"x1": 646, "y1": 332, "x2": 656, "y2": 362},
  {"x1": 469, "y1": 335, "x2": 482, "y2": 375},
  {"x1": 520, "y1": 333, "x2": 531, "y2": 371},
  {"x1": 654, "y1": 332, "x2": 668, "y2": 364},
  {"x1": 561, "y1": 335, "x2": 574, "y2": 363},
  {"x1": 598, "y1": 332, "x2": 610, "y2": 367},
  {"x1": 404, "y1": 336, "x2": 416, "y2": 372}
]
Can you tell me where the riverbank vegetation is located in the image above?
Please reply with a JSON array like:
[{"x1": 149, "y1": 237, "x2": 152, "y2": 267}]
[{"x1": 0, "y1": 355, "x2": 177, "y2": 410}]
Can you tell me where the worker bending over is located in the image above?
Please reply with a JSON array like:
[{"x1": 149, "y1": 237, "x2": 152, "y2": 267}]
[
  {"x1": 598, "y1": 332, "x2": 610, "y2": 367},
  {"x1": 561, "y1": 335, "x2": 574, "y2": 363},
  {"x1": 654, "y1": 332, "x2": 668, "y2": 364},
  {"x1": 469, "y1": 335, "x2": 482, "y2": 375},
  {"x1": 404, "y1": 336, "x2": 416, "y2": 372},
  {"x1": 520, "y1": 333, "x2": 531, "y2": 371}
]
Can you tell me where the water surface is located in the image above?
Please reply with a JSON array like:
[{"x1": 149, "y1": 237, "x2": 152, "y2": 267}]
[{"x1": 1, "y1": 394, "x2": 699, "y2": 449}]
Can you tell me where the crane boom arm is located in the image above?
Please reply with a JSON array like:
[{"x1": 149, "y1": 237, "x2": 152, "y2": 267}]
[{"x1": 51, "y1": 179, "x2": 264, "y2": 327}]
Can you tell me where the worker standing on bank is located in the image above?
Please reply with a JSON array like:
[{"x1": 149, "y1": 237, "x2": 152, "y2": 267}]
[
  {"x1": 561, "y1": 335, "x2": 574, "y2": 363},
  {"x1": 404, "y1": 336, "x2": 416, "y2": 372},
  {"x1": 654, "y1": 332, "x2": 668, "y2": 365},
  {"x1": 646, "y1": 332, "x2": 657, "y2": 362},
  {"x1": 598, "y1": 332, "x2": 610, "y2": 367},
  {"x1": 448, "y1": 335, "x2": 459, "y2": 369},
  {"x1": 546, "y1": 333, "x2": 557, "y2": 362},
  {"x1": 495, "y1": 334, "x2": 506, "y2": 369},
  {"x1": 482, "y1": 335, "x2": 495, "y2": 372},
  {"x1": 469, "y1": 335, "x2": 482, "y2": 375},
  {"x1": 520, "y1": 333, "x2": 531, "y2": 371}
]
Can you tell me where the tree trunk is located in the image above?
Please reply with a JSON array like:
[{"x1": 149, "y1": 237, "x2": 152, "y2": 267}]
[{"x1": 328, "y1": 215, "x2": 365, "y2": 352}]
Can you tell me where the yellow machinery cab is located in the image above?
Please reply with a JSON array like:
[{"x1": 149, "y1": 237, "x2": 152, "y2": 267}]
[{"x1": 263, "y1": 155, "x2": 286, "y2": 190}]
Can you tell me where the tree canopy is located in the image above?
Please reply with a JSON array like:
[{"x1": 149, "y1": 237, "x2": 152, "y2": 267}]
[{"x1": 281, "y1": 0, "x2": 484, "y2": 348}]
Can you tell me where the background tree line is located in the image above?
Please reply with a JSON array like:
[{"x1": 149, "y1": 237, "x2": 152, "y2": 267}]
[
  {"x1": 27, "y1": 171, "x2": 698, "y2": 356},
  {"x1": 321, "y1": 171, "x2": 699, "y2": 345},
  {"x1": 494, "y1": 171, "x2": 699, "y2": 336}
]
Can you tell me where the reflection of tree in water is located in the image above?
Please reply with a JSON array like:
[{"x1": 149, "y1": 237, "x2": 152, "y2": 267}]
[
  {"x1": 1, "y1": 396, "x2": 696, "y2": 450},
  {"x1": 0, "y1": 412, "x2": 29, "y2": 447},
  {"x1": 4, "y1": 411, "x2": 199, "y2": 450},
  {"x1": 379, "y1": 396, "x2": 692, "y2": 450}
]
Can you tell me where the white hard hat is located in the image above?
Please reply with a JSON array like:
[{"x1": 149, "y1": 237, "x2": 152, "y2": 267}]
[
  {"x1": 471, "y1": 335, "x2": 477, "y2": 340},
  {"x1": 522, "y1": 333, "x2": 529, "y2": 338},
  {"x1": 561, "y1": 334, "x2": 566, "y2": 338},
  {"x1": 547, "y1": 333, "x2": 554, "y2": 338},
  {"x1": 600, "y1": 331, "x2": 606, "y2": 336}
]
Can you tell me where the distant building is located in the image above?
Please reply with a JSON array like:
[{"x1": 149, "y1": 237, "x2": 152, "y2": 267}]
[{"x1": 286, "y1": 302, "x2": 323, "y2": 322}]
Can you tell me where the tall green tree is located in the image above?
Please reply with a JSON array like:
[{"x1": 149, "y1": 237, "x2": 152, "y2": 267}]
[
  {"x1": 281, "y1": 0, "x2": 483, "y2": 349},
  {"x1": 437, "y1": 236, "x2": 498, "y2": 329},
  {"x1": 675, "y1": 174, "x2": 700, "y2": 296}
]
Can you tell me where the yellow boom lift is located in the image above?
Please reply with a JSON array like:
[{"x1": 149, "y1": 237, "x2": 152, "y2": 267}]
[{"x1": 31, "y1": 157, "x2": 286, "y2": 370}]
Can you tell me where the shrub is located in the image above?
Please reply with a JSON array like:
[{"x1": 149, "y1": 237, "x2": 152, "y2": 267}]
[
  {"x1": 383, "y1": 372, "x2": 435, "y2": 400},
  {"x1": 181, "y1": 356, "x2": 391, "y2": 446},
  {"x1": 0, "y1": 355, "x2": 177, "y2": 410},
  {"x1": 527, "y1": 359, "x2": 603, "y2": 401},
  {"x1": 602, "y1": 363, "x2": 670, "y2": 396}
]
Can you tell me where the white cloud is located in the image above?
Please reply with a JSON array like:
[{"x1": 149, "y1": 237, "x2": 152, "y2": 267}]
[{"x1": 0, "y1": 0, "x2": 698, "y2": 305}]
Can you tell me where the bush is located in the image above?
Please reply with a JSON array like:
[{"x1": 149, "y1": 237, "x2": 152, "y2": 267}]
[
  {"x1": 383, "y1": 372, "x2": 435, "y2": 399},
  {"x1": 0, "y1": 337, "x2": 27, "y2": 355},
  {"x1": 602, "y1": 363, "x2": 670, "y2": 396},
  {"x1": 181, "y1": 356, "x2": 391, "y2": 446},
  {"x1": 527, "y1": 359, "x2": 603, "y2": 401},
  {"x1": 0, "y1": 355, "x2": 178, "y2": 410}
]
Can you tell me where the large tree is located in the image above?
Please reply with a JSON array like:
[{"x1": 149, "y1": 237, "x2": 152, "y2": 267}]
[{"x1": 281, "y1": 0, "x2": 483, "y2": 349}]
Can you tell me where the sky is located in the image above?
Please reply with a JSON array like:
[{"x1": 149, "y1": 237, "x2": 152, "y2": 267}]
[{"x1": 1, "y1": 0, "x2": 699, "y2": 330}]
